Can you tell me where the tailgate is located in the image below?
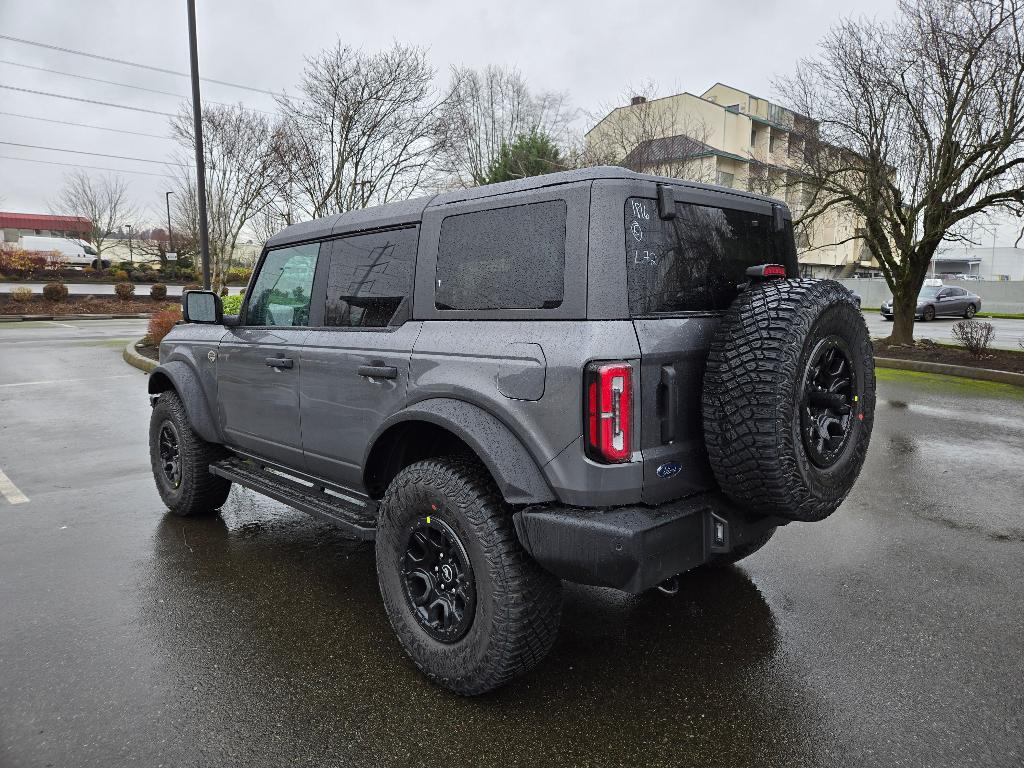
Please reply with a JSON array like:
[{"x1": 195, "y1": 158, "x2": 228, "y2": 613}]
[{"x1": 633, "y1": 317, "x2": 720, "y2": 504}]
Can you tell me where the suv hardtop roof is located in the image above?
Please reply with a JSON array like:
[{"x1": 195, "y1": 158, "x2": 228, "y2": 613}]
[{"x1": 265, "y1": 166, "x2": 787, "y2": 248}]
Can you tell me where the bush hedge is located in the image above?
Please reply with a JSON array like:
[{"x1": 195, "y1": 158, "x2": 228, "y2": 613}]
[
  {"x1": 114, "y1": 282, "x2": 135, "y2": 301},
  {"x1": 42, "y1": 282, "x2": 69, "y2": 302},
  {"x1": 150, "y1": 283, "x2": 168, "y2": 300}
]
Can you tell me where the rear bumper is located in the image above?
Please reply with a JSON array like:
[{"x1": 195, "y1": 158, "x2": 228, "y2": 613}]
[{"x1": 513, "y1": 492, "x2": 782, "y2": 594}]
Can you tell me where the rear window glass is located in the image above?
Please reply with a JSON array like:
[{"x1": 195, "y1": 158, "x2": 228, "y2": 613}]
[
  {"x1": 625, "y1": 197, "x2": 787, "y2": 314},
  {"x1": 436, "y1": 201, "x2": 566, "y2": 310}
]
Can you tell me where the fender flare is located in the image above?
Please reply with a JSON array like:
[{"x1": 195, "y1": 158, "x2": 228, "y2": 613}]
[
  {"x1": 365, "y1": 398, "x2": 555, "y2": 505},
  {"x1": 148, "y1": 361, "x2": 222, "y2": 444}
]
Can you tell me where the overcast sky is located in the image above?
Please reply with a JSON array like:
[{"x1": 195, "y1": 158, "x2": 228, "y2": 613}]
[{"x1": 0, "y1": 0, "x2": 1017, "y2": 245}]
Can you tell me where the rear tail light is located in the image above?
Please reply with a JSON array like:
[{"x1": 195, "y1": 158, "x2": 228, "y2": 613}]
[{"x1": 584, "y1": 361, "x2": 633, "y2": 463}]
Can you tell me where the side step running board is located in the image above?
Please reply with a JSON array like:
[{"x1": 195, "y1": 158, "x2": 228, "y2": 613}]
[{"x1": 210, "y1": 456, "x2": 377, "y2": 540}]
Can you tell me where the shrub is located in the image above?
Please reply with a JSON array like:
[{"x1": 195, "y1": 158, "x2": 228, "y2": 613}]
[
  {"x1": 221, "y1": 294, "x2": 243, "y2": 314},
  {"x1": 239, "y1": 286, "x2": 246, "y2": 296},
  {"x1": 129, "y1": 270, "x2": 148, "y2": 282},
  {"x1": 219, "y1": 285, "x2": 229, "y2": 297},
  {"x1": 952, "y1": 319, "x2": 995, "y2": 357},
  {"x1": 42, "y1": 282, "x2": 68, "y2": 302},
  {"x1": 0, "y1": 249, "x2": 48, "y2": 278},
  {"x1": 82, "y1": 266, "x2": 95, "y2": 275},
  {"x1": 146, "y1": 307, "x2": 182, "y2": 346},
  {"x1": 150, "y1": 283, "x2": 167, "y2": 300},
  {"x1": 183, "y1": 282, "x2": 201, "y2": 292},
  {"x1": 114, "y1": 282, "x2": 135, "y2": 301},
  {"x1": 10, "y1": 286, "x2": 33, "y2": 303},
  {"x1": 225, "y1": 266, "x2": 252, "y2": 285},
  {"x1": 113, "y1": 269, "x2": 130, "y2": 281}
]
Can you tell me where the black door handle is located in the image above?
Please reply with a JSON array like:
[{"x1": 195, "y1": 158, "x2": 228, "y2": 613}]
[
  {"x1": 265, "y1": 357, "x2": 294, "y2": 369},
  {"x1": 358, "y1": 364, "x2": 398, "y2": 380}
]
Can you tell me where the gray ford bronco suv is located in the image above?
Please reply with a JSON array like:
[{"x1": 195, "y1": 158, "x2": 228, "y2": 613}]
[{"x1": 148, "y1": 167, "x2": 875, "y2": 695}]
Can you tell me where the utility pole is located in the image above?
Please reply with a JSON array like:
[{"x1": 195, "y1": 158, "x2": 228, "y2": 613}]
[
  {"x1": 125, "y1": 223, "x2": 133, "y2": 263},
  {"x1": 186, "y1": 0, "x2": 211, "y2": 290},
  {"x1": 164, "y1": 190, "x2": 175, "y2": 264}
]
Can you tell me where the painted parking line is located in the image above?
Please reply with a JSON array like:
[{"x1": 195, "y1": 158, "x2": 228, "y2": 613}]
[
  {"x1": 0, "y1": 468, "x2": 29, "y2": 505},
  {"x1": 0, "y1": 374, "x2": 136, "y2": 389}
]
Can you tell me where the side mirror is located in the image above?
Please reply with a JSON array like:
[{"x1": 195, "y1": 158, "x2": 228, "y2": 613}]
[{"x1": 182, "y1": 290, "x2": 223, "y2": 324}]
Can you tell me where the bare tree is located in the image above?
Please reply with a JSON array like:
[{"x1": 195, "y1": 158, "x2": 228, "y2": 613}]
[
  {"x1": 52, "y1": 170, "x2": 138, "y2": 256},
  {"x1": 576, "y1": 83, "x2": 718, "y2": 184},
  {"x1": 441, "y1": 65, "x2": 573, "y2": 187},
  {"x1": 776, "y1": 0, "x2": 1024, "y2": 344},
  {"x1": 170, "y1": 103, "x2": 277, "y2": 286},
  {"x1": 273, "y1": 41, "x2": 448, "y2": 218}
]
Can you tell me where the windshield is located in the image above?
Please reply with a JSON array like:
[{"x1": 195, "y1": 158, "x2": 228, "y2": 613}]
[{"x1": 625, "y1": 197, "x2": 791, "y2": 314}]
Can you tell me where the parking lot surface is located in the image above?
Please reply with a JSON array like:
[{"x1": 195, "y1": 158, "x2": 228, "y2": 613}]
[
  {"x1": 862, "y1": 312, "x2": 1024, "y2": 350},
  {"x1": 1, "y1": 321, "x2": 1022, "y2": 767}
]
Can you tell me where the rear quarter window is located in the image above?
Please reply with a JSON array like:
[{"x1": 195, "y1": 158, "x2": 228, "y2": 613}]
[
  {"x1": 625, "y1": 197, "x2": 788, "y2": 315},
  {"x1": 435, "y1": 200, "x2": 566, "y2": 310}
]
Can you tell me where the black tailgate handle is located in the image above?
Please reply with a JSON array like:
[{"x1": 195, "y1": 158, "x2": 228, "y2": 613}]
[
  {"x1": 660, "y1": 364, "x2": 679, "y2": 444},
  {"x1": 358, "y1": 364, "x2": 398, "y2": 380}
]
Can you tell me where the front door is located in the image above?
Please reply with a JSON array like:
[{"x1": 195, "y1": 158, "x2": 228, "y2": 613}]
[
  {"x1": 299, "y1": 227, "x2": 420, "y2": 489},
  {"x1": 217, "y1": 241, "x2": 321, "y2": 467}
]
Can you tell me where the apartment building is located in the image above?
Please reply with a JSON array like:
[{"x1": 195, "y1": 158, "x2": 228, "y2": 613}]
[{"x1": 586, "y1": 83, "x2": 873, "y2": 277}]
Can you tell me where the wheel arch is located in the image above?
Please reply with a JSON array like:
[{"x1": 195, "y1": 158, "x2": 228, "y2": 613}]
[
  {"x1": 148, "y1": 361, "x2": 222, "y2": 444},
  {"x1": 363, "y1": 399, "x2": 555, "y2": 506}
]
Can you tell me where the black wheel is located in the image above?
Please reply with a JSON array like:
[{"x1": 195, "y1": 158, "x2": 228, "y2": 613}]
[
  {"x1": 703, "y1": 279, "x2": 875, "y2": 523},
  {"x1": 964, "y1": 304, "x2": 976, "y2": 319},
  {"x1": 922, "y1": 305, "x2": 935, "y2": 321},
  {"x1": 703, "y1": 527, "x2": 777, "y2": 568},
  {"x1": 149, "y1": 390, "x2": 231, "y2": 516},
  {"x1": 376, "y1": 456, "x2": 562, "y2": 696}
]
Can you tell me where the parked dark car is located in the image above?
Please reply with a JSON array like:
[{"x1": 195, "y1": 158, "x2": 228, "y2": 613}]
[
  {"x1": 881, "y1": 285, "x2": 981, "y2": 321},
  {"x1": 147, "y1": 167, "x2": 876, "y2": 695}
]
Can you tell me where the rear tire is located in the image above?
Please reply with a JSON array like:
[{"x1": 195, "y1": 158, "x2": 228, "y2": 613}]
[
  {"x1": 375, "y1": 456, "x2": 562, "y2": 696},
  {"x1": 703, "y1": 279, "x2": 875, "y2": 523},
  {"x1": 149, "y1": 391, "x2": 231, "y2": 516}
]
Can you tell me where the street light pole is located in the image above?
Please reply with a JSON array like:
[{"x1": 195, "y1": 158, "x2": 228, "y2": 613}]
[
  {"x1": 186, "y1": 0, "x2": 212, "y2": 290},
  {"x1": 165, "y1": 190, "x2": 175, "y2": 260},
  {"x1": 125, "y1": 223, "x2": 133, "y2": 263}
]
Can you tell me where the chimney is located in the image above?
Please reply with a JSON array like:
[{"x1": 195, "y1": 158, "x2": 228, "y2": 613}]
[{"x1": 630, "y1": 96, "x2": 647, "y2": 106}]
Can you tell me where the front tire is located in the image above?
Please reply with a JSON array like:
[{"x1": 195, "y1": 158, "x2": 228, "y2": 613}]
[
  {"x1": 964, "y1": 304, "x2": 977, "y2": 319},
  {"x1": 375, "y1": 456, "x2": 562, "y2": 696},
  {"x1": 922, "y1": 305, "x2": 935, "y2": 321},
  {"x1": 149, "y1": 391, "x2": 231, "y2": 516}
]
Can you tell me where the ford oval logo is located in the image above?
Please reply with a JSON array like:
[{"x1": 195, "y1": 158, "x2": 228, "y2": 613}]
[{"x1": 657, "y1": 461, "x2": 682, "y2": 478}]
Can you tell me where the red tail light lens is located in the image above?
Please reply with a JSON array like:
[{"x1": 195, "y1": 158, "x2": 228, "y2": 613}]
[{"x1": 584, "y1": 361, "x2": 632, "y2": 463}]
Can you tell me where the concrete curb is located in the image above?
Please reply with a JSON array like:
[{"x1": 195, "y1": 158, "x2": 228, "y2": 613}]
[
  {"x1": 875, "y1": 356, "x2": 1024, "y2": 387},
  {"x1": 123, "y1": 338, "x2": 158, "y2": 374},
  {"x1": 0, "y1": 313, "x2": 152, "y2": 322}
]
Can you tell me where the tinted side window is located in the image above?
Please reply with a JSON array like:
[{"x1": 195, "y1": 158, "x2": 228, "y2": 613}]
[
  {"x1": 324, "y1": 228, "x2": 417, "y2": 327},
  {"x1": 246, "y1": 242, "x2": 320, "y2": 327},
  {"x1": 436, "y1": 201, "x2": 566, "y2": 310}
]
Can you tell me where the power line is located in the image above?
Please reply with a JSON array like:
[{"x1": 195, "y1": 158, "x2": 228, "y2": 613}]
[
  {"x1": 0, "y1": 33, "x2": 283, "y2": 98},
  {"x1": 0, "y1": 84, "x2": 176, "y2": 116},
  {"x1": 0, "y1": 154, "x2": 173, "y2": 178},
  {"x1": 0, "y1": 60, "x2": 275, "y2": 115},
  {"x1": 0, "y1": 111, "x2": 171, "y2": 140},
  {"x1": 0, "y1": 140, "x2": 187, "y2": 167}
]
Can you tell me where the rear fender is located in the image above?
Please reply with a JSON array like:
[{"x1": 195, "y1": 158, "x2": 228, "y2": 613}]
[{"x1": 366, "y1": 398, "x2": 555, "y2": 505}]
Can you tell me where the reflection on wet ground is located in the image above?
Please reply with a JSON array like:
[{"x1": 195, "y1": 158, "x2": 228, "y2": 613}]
[{"x1": 3, "y1": 334, "x2": 1024, "y2": 767}]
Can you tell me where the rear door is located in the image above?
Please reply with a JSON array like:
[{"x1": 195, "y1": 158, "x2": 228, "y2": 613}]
[
  {"x1": 623, "y1": 192, "x2": 790, "y2": 504},
  {"x1": 299, "y1": 227, "x2": 420, "y2": 489},
  {"x1": 217, "y1": 242, "x2": 320, "y2": 467}
]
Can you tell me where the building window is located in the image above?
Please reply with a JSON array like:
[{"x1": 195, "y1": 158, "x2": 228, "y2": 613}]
[
  {"x1": 769, "y1": 132, "x2": 777, "y2": 153},
  {"x1": 750, "y1": 127, "x2": 758, "y2": 148},
  {"x1": 716, "y1": 170, "x2": 735, "y2": 188}
]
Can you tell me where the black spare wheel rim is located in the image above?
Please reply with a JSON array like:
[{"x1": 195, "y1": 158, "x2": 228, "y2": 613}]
[
  {"x1": 401, "y1": 516, "x2": 476, "y2": 643},
  {"x1": 800, "y1": 335, "x2": 858, "y2": 469},
  {"x1": 158, "y1": 421, "x2": 182, "y2": 488}
]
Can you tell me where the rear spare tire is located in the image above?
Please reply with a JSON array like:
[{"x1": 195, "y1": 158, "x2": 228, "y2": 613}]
[{"x1": 702, "y1": 279, "x2": 875, "y2": 522}]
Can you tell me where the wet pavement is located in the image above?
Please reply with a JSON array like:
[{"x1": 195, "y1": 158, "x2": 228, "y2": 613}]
[
  {"x1": 863, "y1": 312, "x2": 1024, "y2": 350},
  {"x1": 1, "y1": 322, "x2": 1023, "y2": 768}
]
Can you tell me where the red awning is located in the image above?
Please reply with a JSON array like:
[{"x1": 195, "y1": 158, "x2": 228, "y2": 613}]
[{"x1": 0, "y1": 212, "x2": 92, "y2": 234}]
